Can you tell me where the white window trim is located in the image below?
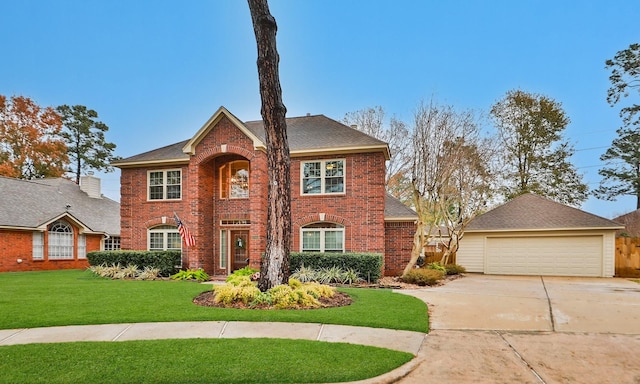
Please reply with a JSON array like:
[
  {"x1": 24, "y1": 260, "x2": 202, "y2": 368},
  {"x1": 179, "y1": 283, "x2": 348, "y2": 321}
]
[
  {"x1": 300, "y1": 159, "x2": 346, "y2": 196},
  {"x1": 32, "y1": 232, "x2": 44, "y2": 260},
  {"x1": 147, "y1": 169, "x2": 182, "y2": 201},
  {"x1": 148, "y1": 225, "x2": 182, "y2": 251},
  {"x1": 48, "y1": 220, "x2": 74, "y2": 260},
  {"x1": 300, "y1": 225, "x2": 345, "y2": 253},
  {"x1": 78, "y1": 234, "x2": 87, "y2": 259}
]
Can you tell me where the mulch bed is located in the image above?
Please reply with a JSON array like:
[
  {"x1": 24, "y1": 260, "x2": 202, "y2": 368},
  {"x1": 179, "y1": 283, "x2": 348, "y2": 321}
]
[
  {"x1": 193, "y1": 274, "x2": 464, "y2": 310},
  {"x1": 193, "y1": 290, "x2": 353, "y2": 310}
]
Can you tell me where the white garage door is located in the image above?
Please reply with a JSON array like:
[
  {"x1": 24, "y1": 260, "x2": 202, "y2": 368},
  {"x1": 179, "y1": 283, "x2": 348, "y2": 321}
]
[{"x1": 486, "y1": 236, "x2": 603, "y2": 276}]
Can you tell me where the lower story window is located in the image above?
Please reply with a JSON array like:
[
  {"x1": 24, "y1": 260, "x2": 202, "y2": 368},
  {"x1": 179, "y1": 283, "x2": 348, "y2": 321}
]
[
  {"x1": 104, "y1": 236, "x2": 121, "y2": 251},
  {"x1": 48, "y1": 220, "x2": 74, "y2": 260},
  {"x1": 33, "y1": 232, "x2": 44, "y2": 260},
  {"x1": 78, "y1": 234, "x2": 86, "y2": 259},
  {"x1": 148, "y1": 225, "x2": 181, "y2": 251},
  {"x1": 301, "y1": 222, "x2": 344, "y2": 252}
]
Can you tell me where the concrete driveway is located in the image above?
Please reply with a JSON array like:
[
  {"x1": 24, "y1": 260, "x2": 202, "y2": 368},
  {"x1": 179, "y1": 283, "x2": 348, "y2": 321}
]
[{"x1": 395, "y1": 274, "x2": 640, "y2": 384}]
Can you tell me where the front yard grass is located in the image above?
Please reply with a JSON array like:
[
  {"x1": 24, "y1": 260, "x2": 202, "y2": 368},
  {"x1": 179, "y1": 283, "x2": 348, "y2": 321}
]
[
  {"x1": 0, "y1": 270, "x2": 428, "y2": 332},
  {"x1": 0, "y1": 339, "x2": 413, "y2": 383},
  {"x1": 0, "y1": 270, "x2": 424, "y2": 383}
]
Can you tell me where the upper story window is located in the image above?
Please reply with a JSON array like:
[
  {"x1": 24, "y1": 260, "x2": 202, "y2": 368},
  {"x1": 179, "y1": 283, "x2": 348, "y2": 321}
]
[
  {"x1": 301, "y1": 159, "x2": 345, "y2": 195},
  {"x1": 148, "y1": 225, "x2": 181, "y2": 251},
  {"x1": 301, "y1": 222, "x2": 344, "y2": 253},
  {"x1": 220, "y1": 160, "x2": 249, "y2": 199},
  {"x1": 148, "y1": 169, "x2": 181, "y2": 200}
]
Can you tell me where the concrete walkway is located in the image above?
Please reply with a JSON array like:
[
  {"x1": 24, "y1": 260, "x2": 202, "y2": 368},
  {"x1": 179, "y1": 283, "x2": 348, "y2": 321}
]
[{"x1": 0, "y1": 320, "x2": 425, "y2": 356}]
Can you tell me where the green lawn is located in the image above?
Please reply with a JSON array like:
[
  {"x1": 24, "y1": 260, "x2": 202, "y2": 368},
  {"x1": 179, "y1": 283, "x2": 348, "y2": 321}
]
[
  {"x1": 0, "y1": 339, "x2": 413, "y2": 383},
  {"x1": 0, "y1": 270, "x2": 427, "y2": 332},
  {"x1": 0, "y1": 269, "x2": 427, "y2": 383}
]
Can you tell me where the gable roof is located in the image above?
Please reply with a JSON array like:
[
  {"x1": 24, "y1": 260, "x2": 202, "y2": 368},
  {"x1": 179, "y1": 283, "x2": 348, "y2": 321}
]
[
  {"x1": 384, "y1": 194, "x2": 418, "y2": 221},
  {"x1": 613, "y1": 208, "x2": 640, "y2": 236},
  {"x1": 466, "y1": 193, "x2": 624, "y2": 232},
  {"x1": 113, "y1": 106, "x2": 390, "y2": 167},
  {"x1": 0, "y1": 176, "x2": 120, "y2": 235}
]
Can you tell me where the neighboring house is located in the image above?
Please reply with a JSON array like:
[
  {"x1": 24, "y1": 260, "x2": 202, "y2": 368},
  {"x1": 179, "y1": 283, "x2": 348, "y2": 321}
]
[
  {"x1": 457, "y1": 193, "x2": 624, "y2": 277},
  {"x1": 113, "y1": 106, "x2": 417, "y2": 277},
  {"x1": 613, "y1": 209, "x2": 640, "y2": 237},
  {"x1": 0, "y1": 175, "x2": 120, "y2": 272}
]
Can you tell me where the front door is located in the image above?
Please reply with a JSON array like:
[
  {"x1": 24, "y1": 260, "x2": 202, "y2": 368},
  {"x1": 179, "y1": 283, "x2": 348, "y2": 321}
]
[{"x1": 231, "y1": 230, "x2": 249, "y2": 271}]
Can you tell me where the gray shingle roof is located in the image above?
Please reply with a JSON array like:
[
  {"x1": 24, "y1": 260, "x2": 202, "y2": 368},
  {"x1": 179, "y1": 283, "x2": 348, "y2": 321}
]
[
  {"x1": 114, "y1": 111, "x2": 389, "y2": 165},
  {"x1": 0, "y1": 176, "x2": 120, "y2": 235},
  {"x1": 466, "y1": 193, "x2": 623, "y2": 231},
  {"x1": 244, "y1": 114, "x2": 388, "y2": 152},
  {"x1": 384, "y1": 194, "x2": 417, "y2": 220}
]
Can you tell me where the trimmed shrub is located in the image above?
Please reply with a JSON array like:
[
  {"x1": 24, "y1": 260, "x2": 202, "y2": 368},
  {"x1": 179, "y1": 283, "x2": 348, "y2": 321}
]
[
  {"x1": 87, "y1": 250, "x2": 181, "y2": 277},
  {"x1": 401, "y1": 268, "x2": 445, "y2": 286},
  {"x1": 290, "y1": 252, "x2": 383, "y2": 283},
  {"x1": 445, "y1": 264, "x2": 467, "y2": 275}
]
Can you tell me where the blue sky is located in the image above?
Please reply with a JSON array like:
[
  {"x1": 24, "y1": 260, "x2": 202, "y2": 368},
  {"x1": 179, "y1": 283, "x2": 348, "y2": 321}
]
[{"x1": 2, "y1": 0, "x2": 638, "y2": 218}]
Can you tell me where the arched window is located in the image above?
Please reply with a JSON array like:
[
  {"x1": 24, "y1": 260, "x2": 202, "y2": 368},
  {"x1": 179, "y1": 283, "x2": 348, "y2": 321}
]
[
  {"x1": 148, "y1": 225, "x2": 181, "y2": 251},
  {"x1": 48, "y1": 220, "x2": 74, "y2": 259},
  {"x1": 301, "y1": 222, "x2": 344, "y2": 253},
  {"x1": 220, "y1": 160, "x2": 249, "y2": 199}
]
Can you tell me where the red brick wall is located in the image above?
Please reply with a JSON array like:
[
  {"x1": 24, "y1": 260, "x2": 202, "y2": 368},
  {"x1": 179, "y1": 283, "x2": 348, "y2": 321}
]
[
  {"x1": 384, "y1": 221, "x2": 416, "y2": 276},
  {"x1": 119, "y1": 115, "x2": 392, "y2": 276},
  {"x1": 0, "y1": 228, "x2": 100, "y2": 272}
]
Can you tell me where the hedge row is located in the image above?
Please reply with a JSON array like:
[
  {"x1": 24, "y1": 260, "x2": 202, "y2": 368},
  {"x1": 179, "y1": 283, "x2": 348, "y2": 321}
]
[
  {"x1": 86, "y1": 250, "x2": 181, "y2": 277},
  {"x1": 289, "y1": 252, "x2": 383, "y2": 283}
]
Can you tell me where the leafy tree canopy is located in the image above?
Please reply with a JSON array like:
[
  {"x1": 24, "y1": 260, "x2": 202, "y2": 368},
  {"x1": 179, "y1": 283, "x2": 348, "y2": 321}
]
[
  {"x1": 0, "y1": 95, "x2": 67, "y2": 179},
  {"x1": 595, "y1": 43, "x2": 640, "y2": 209},
  {"x1": 56, "y1": 105, "x2": 119, "y2": 184},
  {"x1": 490, "y1": 89, "x2": 588, "y2": 206}
]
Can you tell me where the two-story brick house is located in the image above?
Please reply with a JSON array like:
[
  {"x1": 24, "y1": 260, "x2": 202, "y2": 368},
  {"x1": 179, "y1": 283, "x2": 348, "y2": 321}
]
[{"x1": 114, "y1": 107, "x2": 416, "y2": 277}]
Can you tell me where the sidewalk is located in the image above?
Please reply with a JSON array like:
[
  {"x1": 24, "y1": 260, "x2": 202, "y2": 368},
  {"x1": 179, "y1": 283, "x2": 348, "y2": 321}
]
[{"x1": 0, "y1": 320, "x2": 425, "y2": 356}]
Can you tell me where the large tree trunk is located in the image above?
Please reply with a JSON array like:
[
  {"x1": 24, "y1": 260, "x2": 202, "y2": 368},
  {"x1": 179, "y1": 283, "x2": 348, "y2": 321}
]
[{"x1": 248, "y1": 0, "x2": 292, "y2": 292}]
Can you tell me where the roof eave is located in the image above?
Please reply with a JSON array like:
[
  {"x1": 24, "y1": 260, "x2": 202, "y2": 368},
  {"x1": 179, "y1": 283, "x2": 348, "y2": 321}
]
[
  {"x1": 384, "y1": 217, "x2": 418, "y2": 222},
  {"x1": 114, "y1": 158, "x2": 190, "y2": 169},
  {"x1": 290, "y1": 145, "x2": 391, "y2": 160},
  {"x1": 465, "y1": 226, "x2": 625, "y2": 233}
]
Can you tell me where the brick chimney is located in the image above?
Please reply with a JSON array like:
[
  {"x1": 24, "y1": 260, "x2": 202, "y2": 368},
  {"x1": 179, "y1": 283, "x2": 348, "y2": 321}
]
[{"x1": 80, "y1": 172, "x2": 102, "y2": 199}]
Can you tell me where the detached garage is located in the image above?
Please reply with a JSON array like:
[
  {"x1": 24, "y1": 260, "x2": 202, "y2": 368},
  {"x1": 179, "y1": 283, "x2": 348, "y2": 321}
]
[{"x1": 457, "y1": 194, "x2": 624, "y2": 277}]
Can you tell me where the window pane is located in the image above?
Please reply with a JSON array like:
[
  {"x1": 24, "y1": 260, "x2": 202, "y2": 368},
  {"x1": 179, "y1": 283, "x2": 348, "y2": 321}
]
[
  {"x1": 324, "y1": 160, "x2": 344, "y2": 177},
  {"x1": 324, "y1": 230, "x2": 343, "y2": 251},
  {"x1": 166, "y1": 185, "x2": 181, "y2": 199},
  {"x1": 167, "y1": 233, "x2": 182, "y2": 250},
  {"x1": 303, "y1": 162, "x2": 321, "y2": 178},
  {"x1": 324, "y1": 177, "x2": 344, "y2": 193},
  {"x1": 220, "y1": 230, "x2": 227, "y2": 269},
  {"x1": 303, "y1": 178, "x2": 321, "y2": 194},
  {"x1": 149, "y1": 172, "x2": 163, "y2": 186},
  {"x1": 78, "y1": 235, "x2": 86, "y2": 259},
  {"x1": 166, "y1": 171, "x2": 181, "y2": 185},
  {"x1": 149, "y1": 233, "x2": 164, "y2": 250},
  {"x1": 149, "y1": 185, "x2": 163, "y2": 200},
  {"x1": 230, "y1": 162, "x2": 249, "y2": 198},
  {"x1": 302, "y1": 231, "x2": 320, "y2": 252},
  {"x1": 32, "y1": 232, "x2": 44, "y2": 260}
]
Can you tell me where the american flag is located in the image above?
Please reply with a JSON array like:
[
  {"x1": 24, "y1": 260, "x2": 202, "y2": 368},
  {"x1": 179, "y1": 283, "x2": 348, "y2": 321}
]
[{"x1": 174, "y1": 213, "x2": 196, "y2": 247}]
